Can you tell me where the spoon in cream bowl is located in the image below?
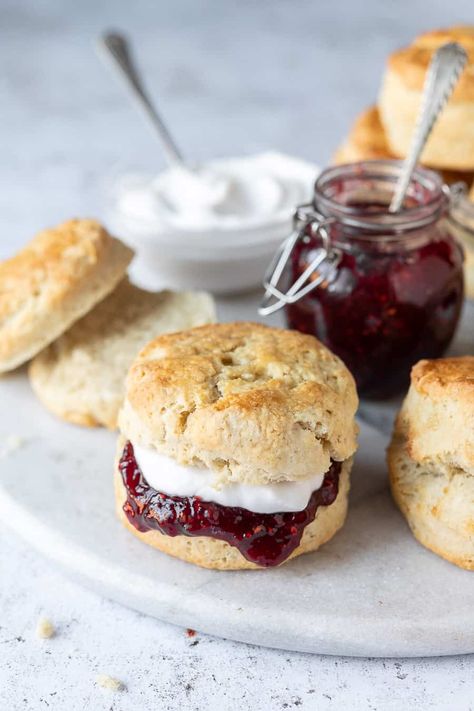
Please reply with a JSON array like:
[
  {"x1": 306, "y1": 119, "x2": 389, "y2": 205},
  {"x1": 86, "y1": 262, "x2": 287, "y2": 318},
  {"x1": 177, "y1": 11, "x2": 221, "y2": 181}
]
[{"x1": 97, "y1": 30, "x2": 229, "y2": 205}]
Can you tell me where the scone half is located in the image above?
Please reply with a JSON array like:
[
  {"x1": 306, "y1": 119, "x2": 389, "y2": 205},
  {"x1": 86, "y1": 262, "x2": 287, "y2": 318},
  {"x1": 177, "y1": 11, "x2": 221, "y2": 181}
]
[
  {"x1": 388, "y1": 357, "x2": 474, "y2": 570},
  {"x1": 116, "y1": 322, "x2": 359, "y2": 570},
  {"x1": 0, "y1": 219, "x2": 133, "y2": 373},
  {"x1": 29, "y1": 280, "x2": 216, "y2": 430}
]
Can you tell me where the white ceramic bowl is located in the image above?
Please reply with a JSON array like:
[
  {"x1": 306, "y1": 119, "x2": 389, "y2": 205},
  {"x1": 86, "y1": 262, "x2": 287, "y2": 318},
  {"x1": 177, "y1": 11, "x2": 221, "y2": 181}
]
[{"x1": 106, "y1": 155, "x2": 319, "y2": 294}]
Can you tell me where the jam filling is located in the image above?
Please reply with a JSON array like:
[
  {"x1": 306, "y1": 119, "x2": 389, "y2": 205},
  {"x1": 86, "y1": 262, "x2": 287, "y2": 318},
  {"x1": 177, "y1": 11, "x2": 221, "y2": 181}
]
[{"x1": 119, "y1": 441, "x2": 341, "y2": 568}]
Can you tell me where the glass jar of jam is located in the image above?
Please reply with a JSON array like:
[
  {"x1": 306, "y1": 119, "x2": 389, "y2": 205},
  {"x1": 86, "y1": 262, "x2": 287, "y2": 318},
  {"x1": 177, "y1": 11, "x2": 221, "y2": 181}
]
[{"x1": 260, "y1": 161, "x2": 465, "y2": 399}]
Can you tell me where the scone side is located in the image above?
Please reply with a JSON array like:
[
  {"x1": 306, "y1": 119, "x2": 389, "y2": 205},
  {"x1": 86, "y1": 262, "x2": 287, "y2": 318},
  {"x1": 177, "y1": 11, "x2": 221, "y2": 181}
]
[
  {"x1": 388, "y1": 429, "x2": 474, "y2": 571},
  {"x1": 28, "y1": 356, "x2": 119, "y2": 430},
  {"x1": 378, "y1": 64, "x2": 474, "y2": 170}
]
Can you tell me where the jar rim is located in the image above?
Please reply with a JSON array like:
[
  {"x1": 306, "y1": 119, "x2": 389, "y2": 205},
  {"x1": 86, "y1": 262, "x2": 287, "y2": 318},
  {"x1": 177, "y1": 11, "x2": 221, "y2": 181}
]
[{"x1": 313, "y1": 160, "x2": 448, "y2": 235}]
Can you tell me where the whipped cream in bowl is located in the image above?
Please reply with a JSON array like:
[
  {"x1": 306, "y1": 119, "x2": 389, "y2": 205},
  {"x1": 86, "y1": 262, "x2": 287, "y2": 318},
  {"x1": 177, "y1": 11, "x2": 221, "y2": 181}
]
[{"x1": 107, "y1": 152, "x2": 318, "y2": 293}]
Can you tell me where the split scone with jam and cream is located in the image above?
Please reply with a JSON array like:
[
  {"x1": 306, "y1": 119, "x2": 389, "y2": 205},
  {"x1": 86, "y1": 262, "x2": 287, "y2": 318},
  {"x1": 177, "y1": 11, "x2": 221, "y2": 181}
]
[
  {"x1": 116, "y1": 322, "x2": 358, "y2": 570},
  {"x1": 388, "y1": 357, "x2": 474, "y2": 570}
]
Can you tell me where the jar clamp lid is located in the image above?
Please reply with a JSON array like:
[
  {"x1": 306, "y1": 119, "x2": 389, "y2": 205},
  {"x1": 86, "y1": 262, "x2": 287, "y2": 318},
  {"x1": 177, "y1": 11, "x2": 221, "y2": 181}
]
[
  {"x1": 259, "y1": 160, "x2": 460, "y2": 317},
  {"x1": 258, "y1": 204, "x2": 342, "y2": 316}
]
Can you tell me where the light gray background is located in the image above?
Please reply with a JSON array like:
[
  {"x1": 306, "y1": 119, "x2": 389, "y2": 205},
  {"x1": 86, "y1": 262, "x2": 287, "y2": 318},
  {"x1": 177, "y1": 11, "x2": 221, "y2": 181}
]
[{"x1": 1, "y1": 1, "x2": 474, "y2": 709}]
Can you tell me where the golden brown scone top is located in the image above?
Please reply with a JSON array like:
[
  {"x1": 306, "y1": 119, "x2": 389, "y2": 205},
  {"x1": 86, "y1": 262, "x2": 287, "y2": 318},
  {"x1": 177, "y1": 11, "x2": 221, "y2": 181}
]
[
  {"x1": 387, "y1": 26, "x2": 474, "y2": 101},
  {"x1": 120, "y1": 322, "x2": 358, "y2": 486},
  {"x1": 397, "y1": 356, "x2": 474, "y2": 476},
  {"x1": 411, "y1": 356, "x2": 474, "y2": 402},
  {"x1": 0, "y1": 219, "x2": 129, "y2": 326}
]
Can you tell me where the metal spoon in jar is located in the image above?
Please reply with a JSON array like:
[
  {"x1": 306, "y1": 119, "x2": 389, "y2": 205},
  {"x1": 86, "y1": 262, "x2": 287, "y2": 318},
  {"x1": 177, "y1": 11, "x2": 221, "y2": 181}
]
[{"x1": 389, "y1": 42, "x2": 467, "y2": 213}]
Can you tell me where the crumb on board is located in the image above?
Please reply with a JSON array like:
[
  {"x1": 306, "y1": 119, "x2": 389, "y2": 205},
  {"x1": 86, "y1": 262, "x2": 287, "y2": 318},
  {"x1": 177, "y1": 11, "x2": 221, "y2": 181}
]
[
  {"x1": 96, "y1": 674, "x2": 126, "y2": 692},
  {"x1": 186, "y1": 628, "x2": 196, "y2": 638},
  {"x1": 0, "y1": 434, "x2": 25, "y2": 460},
  {"x1": 35, "y1": 616, "x2": 55, "y2": 639}
]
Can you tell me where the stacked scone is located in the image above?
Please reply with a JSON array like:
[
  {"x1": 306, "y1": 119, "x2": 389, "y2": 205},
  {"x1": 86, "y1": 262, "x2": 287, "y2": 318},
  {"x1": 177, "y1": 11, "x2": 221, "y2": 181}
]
[
  {"x1": 379, "y1": 26, "x2": 474, "y2": 173},
  {"x1": 388, "y1": 357, "x2": 474, "y2": 570},
  {"x1": 335, "y1": 25, "x2": 474, "y2": 185},
  {"x1": 0, "y1": 218, "x2": 215, "y2": 428},
  {"x1": 116, "y1": 323, "x2": 358, "y2": 569},
  {"x1": 334, "y1": 24, "x2": 474, "y2": 299}
]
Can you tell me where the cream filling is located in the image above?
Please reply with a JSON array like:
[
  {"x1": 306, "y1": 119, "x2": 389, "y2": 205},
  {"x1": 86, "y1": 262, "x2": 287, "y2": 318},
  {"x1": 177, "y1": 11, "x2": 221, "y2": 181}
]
[
  {"x1": 113, "y1": 152, "x2": 316, "y2": 237},
  {"x1": 133, "y1": 444, "x2": 326, "y2": 514}
]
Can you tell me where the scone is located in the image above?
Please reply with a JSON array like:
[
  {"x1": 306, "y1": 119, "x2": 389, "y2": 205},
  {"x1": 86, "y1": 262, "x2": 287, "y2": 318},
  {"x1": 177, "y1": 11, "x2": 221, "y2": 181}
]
[
  {"x1": 333, "y1": 106, "x2": 394, "y2": 164},
  {"x1": 29, "y1": 280, "x2": 216, "y2": 429},
  {"x1": 333, "y1": 105, "x2": 474, "y2": 185},
  {"x1": 0, "y1": 219, "x2": 133, "y2": 373},
  {"x1": 388, "y1": 357, "x2": 474, "y2": 570},
  {"x1": 378, "y1": 26, "x2": 474, "y2": 170},
  {"x1": 116, "y1": 322, "x2": 358, "y2": 570}
]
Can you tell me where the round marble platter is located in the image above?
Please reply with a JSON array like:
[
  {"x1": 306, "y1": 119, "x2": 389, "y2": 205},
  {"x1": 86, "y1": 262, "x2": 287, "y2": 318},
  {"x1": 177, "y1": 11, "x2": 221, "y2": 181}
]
[{"x1": 1, "y1": 371, "x2": 473, "y2": 658}]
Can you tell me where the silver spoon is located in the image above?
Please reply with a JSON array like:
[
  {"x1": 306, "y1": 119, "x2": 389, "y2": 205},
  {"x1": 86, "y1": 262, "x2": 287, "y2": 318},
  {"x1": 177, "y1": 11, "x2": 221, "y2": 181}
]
[
  {"x1": 389, "y1": 42, "x2": 467, "y2": 213},
  {"x1": 98, "y1": 31, "x2": 185, "y2": 168}
]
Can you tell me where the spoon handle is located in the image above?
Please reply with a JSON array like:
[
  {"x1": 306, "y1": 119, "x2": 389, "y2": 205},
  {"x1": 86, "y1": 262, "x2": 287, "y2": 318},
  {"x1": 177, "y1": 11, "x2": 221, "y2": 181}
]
[
  {"x1": 389, "y1": 42, "x2": 467, "y2": 213},
  {"x1": 98, "y1": 31, "x2": 185, "y2": 167}
]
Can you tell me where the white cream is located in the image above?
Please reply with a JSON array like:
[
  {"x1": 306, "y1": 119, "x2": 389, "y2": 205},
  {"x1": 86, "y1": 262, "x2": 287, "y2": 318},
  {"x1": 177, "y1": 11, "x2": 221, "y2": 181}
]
[
  {"x1": 133, "y1": 444, "x2": 325, "y2": 514},
  {"x1": 113, "y1": 151, "x2": 315, "y2": 239}
]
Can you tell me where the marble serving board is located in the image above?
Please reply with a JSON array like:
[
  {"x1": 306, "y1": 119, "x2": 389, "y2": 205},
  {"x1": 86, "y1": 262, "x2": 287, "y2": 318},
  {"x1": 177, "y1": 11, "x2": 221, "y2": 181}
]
[{"x1": 1, "y1": 371, "x2": 474, "y2": 658}]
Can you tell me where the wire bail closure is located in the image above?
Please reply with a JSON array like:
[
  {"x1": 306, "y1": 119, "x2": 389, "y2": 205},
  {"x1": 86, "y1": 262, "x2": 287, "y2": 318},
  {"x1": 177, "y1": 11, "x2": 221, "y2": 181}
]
[{"x1": 258, "y1": 204, "x2": 341, "y2": 316}]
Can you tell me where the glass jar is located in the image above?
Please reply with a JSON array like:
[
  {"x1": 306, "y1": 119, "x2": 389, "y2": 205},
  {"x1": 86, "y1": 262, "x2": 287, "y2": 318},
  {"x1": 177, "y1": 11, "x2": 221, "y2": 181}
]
[
  {"x1": 260, "y1": 161, "x2": 465, "y2": 399},
  {"x1": 447, "y1": 184, "x2": 474, "y2": 301}
]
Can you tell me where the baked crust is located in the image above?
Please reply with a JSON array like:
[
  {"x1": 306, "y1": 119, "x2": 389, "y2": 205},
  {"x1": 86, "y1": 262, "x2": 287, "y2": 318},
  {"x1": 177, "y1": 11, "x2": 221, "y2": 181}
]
[
  {"x1": 397, "y1": 357, "x2": 474, "y2": 476},
  {"x1": 387, "y1": 27, "x2": 474, "y2": 100},
  {"x1": 411, "y1": 356, "x2": 474, "y2": 401},
  {"x1": 0, "y1": 219, "x2": 133, "y2": 373},
  {"x1": 333, "y1": 106, "x2": 474, "y2": 186},
  {"x1": 118, "y1": 322, "x2": 358, "y2": 487},
  {"x1": 378, "y1": 26, "x2": 474, "y2": 169},
  {"x1": 333, "y1": 106, "x2": 394, "y2": 163},
  {"x1": 114, "y1": 455, "x2": 352, "y2": 570},
  {"x1": 29, "y1": 280, "x2": 215, "y2": 430},
  {"x1": 388, "y1": 423, "x2": 474, "y2": 571},
  {"x1": 389, "y1": 356, "x2": 474, "y2": 570}
]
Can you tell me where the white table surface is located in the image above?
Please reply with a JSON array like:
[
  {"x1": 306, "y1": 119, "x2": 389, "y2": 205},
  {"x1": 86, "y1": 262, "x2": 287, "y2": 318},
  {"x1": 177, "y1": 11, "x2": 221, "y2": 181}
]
[{"x1": 1, "y1": 1, "x2": 474, "y2": 709}]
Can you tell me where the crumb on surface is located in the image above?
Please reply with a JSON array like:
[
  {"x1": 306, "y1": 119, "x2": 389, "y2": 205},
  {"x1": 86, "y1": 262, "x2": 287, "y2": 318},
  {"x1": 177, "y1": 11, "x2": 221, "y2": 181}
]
[
  {"x1": 96, "y1": 674, "x2": 126, "y2": 692},
  {"x1": 0, "y1": 434, "x2": 25, "y2": 459},
  {"x1": 35, "y1": 617, "x2": 55, "y2": 639},
  {"x1": 186, "y1": 628, "x2": 196, "y2": 637}
]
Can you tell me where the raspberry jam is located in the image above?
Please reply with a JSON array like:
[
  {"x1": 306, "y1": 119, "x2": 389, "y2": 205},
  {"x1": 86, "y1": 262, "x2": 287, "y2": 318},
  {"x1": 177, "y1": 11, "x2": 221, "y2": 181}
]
[
  {"x1": 283, "y1": 162, "x2": 464, "y2": 398},
  {"x1": 119, "y1": 441, "x2": 341, "y2": 568}
]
